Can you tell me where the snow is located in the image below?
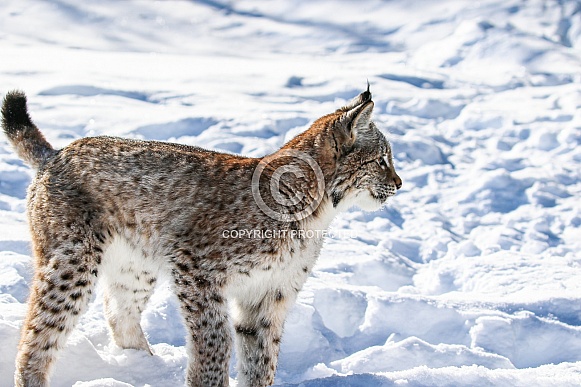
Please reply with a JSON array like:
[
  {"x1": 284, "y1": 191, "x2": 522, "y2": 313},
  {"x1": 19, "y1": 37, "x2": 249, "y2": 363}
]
[{"x1": 0, "y1": 0, "x2": 580, "y2": 386}]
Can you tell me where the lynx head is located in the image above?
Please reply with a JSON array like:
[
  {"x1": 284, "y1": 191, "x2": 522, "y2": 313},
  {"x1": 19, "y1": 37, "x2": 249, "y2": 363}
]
[
  {"x1": 253, "y1": 86, "x2": 401, "y2": 222},
  {"x1": 326, "y1": 87, "x2": 402, "y2": 212}
]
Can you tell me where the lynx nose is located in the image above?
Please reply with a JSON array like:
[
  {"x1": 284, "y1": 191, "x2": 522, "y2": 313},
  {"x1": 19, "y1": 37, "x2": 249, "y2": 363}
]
[{"x1": 394, "y1": 174, "x2": 402, "y2": 190}]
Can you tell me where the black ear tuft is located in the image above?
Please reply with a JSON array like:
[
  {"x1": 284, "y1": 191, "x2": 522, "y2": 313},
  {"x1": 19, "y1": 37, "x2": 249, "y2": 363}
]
[{"x1": 362, "y1": 80, "x2": 371, "y2": 103}]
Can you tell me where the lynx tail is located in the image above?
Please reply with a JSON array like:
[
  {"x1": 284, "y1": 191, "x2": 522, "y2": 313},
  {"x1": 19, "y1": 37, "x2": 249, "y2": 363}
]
[{"x1": 2, "y1": 90, "x2": 55, "y2": 169}]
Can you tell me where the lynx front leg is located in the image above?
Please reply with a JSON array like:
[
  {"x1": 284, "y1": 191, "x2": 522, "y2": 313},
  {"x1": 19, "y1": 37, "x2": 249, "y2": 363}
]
[
  {"x1": 173, "y1": 266, "x2": 231, "y2": 387},
  {"x1": 233, "y1": 289, "x2": 295, "y2": 387}
]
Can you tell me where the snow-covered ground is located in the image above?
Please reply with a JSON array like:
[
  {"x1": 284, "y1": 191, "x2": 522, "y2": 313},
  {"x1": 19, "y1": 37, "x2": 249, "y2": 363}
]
[{"x1": 1, "y1": 0, "x2": 580, "y2": 386}]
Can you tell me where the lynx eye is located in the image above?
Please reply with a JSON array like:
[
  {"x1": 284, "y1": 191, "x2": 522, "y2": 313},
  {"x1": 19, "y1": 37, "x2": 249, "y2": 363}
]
[{"x1": 376, "y1": 155, "x2": 388, "y2": 170}]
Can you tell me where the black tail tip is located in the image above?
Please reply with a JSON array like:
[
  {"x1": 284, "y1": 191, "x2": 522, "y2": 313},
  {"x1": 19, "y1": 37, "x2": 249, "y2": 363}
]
[
  {"x1": 3, "y1": 90, "x2": 28, "y2": 107},
  {"x1": 2, "y1": 90, "x2": 33, "y2": 128}
]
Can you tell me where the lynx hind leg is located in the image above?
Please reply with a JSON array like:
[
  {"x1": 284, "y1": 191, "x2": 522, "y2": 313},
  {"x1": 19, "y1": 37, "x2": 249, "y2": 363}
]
[
  {"x1": 102, "y1": 237, "x2": 160, "y2": 354},
  {"x1": 15, "y1": 229, "x2": 103, "y2": 387}
]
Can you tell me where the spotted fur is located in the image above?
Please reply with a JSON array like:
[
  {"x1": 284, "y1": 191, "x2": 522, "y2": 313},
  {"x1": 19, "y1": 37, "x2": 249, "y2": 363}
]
[{"x1": 2, "y1": 89, "x2": 401, "y2": 387}]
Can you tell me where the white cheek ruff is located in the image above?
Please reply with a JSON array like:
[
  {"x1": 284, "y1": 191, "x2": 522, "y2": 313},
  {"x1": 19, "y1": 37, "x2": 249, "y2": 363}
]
[
  {"x1": 358, "y1": 191, "x2": 385, "y2": 211},
  {"x1": 336, "y1": 190, "x2": 383, "y2": 212}
]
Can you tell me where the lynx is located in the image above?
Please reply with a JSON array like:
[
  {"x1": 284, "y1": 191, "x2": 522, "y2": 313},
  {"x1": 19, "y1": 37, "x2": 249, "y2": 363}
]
[{"x1": 2, "y1": 87, "x2": 401, "y2": 387}]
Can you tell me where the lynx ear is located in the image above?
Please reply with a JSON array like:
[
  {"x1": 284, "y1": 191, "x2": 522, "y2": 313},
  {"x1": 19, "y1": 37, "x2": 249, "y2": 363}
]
[
  {"x1": 351, "y1": 101, "x2": 374, "y2": 134},
  {"x1": 340, "y1": 100, "x2": 374, "y2": 144}
]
